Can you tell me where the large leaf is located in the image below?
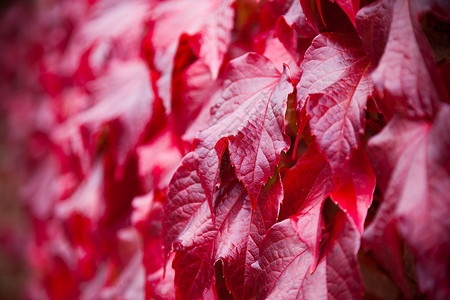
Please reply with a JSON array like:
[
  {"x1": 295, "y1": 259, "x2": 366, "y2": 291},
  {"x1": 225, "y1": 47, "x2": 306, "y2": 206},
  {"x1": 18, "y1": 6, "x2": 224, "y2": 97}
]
[
  {"x1": 370, "y1": 0, "x2": 448, "y2": 120},
  {"x1": 254, "y1": 212, "x2": 363, "y2": 300},
  {"x1": 297, "y1": 33, "x2": 373, "y2": 174},
  {"x1": 194, "y1": 53, "x2": 293, "y2": 208},
  {"x1": 302, "y1": 212, "x2": 363, "y2": 300},
  {"x1": 163, "y1": 152, "x2": 282, "y2": 300},
  {"x1": 366, "y1": 105, "x2": 450, "y2": 299},
  {"x1": 253, "y1": 219, "x2": 312, "y2": 300},
  {"x1": 296, "y1": 33, "x2": 368, "y2": 112}
]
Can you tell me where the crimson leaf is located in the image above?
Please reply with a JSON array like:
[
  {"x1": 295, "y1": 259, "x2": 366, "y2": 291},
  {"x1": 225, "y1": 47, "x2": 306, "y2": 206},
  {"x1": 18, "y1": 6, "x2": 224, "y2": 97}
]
[
  {"x1": 282, "y1": 142, "x2": 333, "y2": 268},
  {"x1": 163, "y1": 152, "x2": 282, "y2": 300},
  {"x1": 370, "y1": 0, "x2": 448, "y2": 120},
  {"x1": 254, "y1": 212, "x2": 362, "y2": 299},
  {"x1": 366, "y1": 104, "x2": 450, "y2": 299},
  {"x1": 297, "y1": 33, "x2": 373, "y2": 175},
  {"x1": 194, "y1": 53, "x2": 293, "y2": 209}
]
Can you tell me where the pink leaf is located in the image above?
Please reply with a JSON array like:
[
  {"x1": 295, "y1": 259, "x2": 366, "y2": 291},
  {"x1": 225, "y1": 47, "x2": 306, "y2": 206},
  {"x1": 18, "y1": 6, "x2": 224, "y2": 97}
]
[
  {"x1": 298, "y1": 33, "x2": 373, "y2": 174},
  {"x1": 195, "y1": 53, "x2": 293, "y2": 208},
  {"x1": 56, "y1": 60, "x2": 155, "y2": 176},
  {"x1": 366, "y1": 105, "x2": 450, "y2": 298},
  {"x1": 262, "y1": 34, "x2": 302, "y2": 84},
  {"x1": 370, "y1": 0, "x2": 448, "y2": 120},
  {"x1": 137, "y1": 129, "x2": 183, "y2": 192}
]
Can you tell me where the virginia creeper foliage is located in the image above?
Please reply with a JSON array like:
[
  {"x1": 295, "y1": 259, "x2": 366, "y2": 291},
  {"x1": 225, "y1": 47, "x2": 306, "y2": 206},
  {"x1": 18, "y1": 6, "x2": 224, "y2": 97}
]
[{"x1": 0, "y1": 0, "x2": 449, "y2": 299}]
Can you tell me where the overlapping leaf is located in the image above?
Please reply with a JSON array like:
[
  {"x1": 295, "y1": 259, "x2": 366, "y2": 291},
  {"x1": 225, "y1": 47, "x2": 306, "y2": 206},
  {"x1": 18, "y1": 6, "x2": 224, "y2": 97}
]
[
  {"x1": 355, "y1": 0, "x2": 394, "y2": 64},
  {"x1": 370, "y1": 0, "x2": 448, "y2": 120},
  {"x1": 1, "y1": 0, "x2": 449, "y2": 298},
  {"x1": 282, "y1": 143, "x2": 333, "y2": 267},
  {"x1": 194, "y1": 53, "x2": 293, "y2": 208},
  {"x1": 297, "y1": 33, "x2": 373, "y2": 174},
  {"x1": 254, "y1": 212, "x2": 362, "y2": 300},
  {"x1": 366, "y1": 105, "x2": 450, "y2": 299},
  {"x1": 163, "y1": 153, "x2": 282, "y2": 300}
]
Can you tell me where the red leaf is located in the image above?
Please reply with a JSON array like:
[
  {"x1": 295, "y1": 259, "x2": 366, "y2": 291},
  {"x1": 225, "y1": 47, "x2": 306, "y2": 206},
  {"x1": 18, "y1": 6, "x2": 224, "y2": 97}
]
[
  {"x1": 171, "y1": 60, "x2": 216, "y2": 141},
  {"x1": 132, "y1": 193, "x2": 176, "y2": 300},
  {"x1": 306, "y1": 212, "x2": 363, "y2": 300},
  {"x1": 334, "y1": 0, "x2": 360, "y2": 26},
  {"x1": 262, "y1": 34, "x2": 302, "y2": 84},
  {"x1": 254, "y1": 212, "x2": 363, "y2": 299},
  {"x1": 282, "y1": 143, "x2": 333, "y2": 268},
  {"x1": 137, "y1": 129, "x2": 183, "y2": 192},
  {"x1": 253, "y1": 219, "x2": 312, "y2": 300},
  {"x1": 277, "y1": 0, "x2": 317, "y2": 38},
  {"x1": 297, "y1": 33, "x2": 367, "y2": 112},
  {"x1": 370, "y1": 0, "x2": 448, "y2": 120},
  {"x1": 298, "y1": 33, "x2": 373, "y2": 174},
  {"x1": 366, "y1": 105, "x2": 450, "y2": 298},
  {"x1": 355, "y1": 0, "x2": 394, "y2": 64},
  {"x1": 163, "y1": 153, "x2": 282, "y2": 300},
  {"x1": 264, "y1": 0, "x2": 316, "y2": 68},
  {"x1": 283, "y1": 142, "x2": 374, "y2": 270},
  {"x1": 330, "y1": 145, "x2": 375, "y2": 233},
  {"x1": 55, "y1": 161, "x2": 104, "y2": 222},
  {"x1": 299, "y1": 0, "x2": 322, "y2": 33},
  {"x1": 194, "y1": 53, "x2": 293, "y2": 208},
  {"x1": 149, "y1": 0, "x2": 234, "y2": 110}
]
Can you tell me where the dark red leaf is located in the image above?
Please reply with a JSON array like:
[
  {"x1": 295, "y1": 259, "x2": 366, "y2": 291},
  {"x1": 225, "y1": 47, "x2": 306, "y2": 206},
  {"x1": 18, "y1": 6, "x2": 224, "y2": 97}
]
[
  {"x1": 149, "y1": 0, "x2": 234, "y2": 110},
  {"x1": 366, "y1": 105, "x2": 450, "y2": 299},
  {"x1": 282, "y1": 143, "x2": 333, "y2": 267},
  {"x1": 164, "y1": 152, "x2": 282, "y2": 300},
  {"x1": 299, "y1": 0, "x2": 323, "y2": 33},
  {"x1": 334, "y1": 0, "x2": 360, "y2": 26}
]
